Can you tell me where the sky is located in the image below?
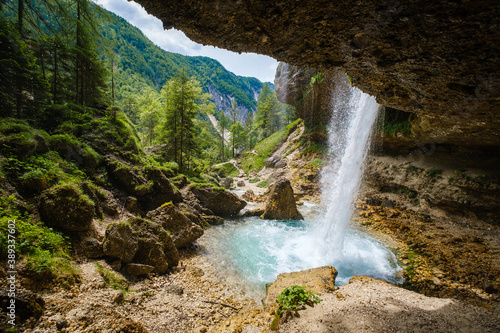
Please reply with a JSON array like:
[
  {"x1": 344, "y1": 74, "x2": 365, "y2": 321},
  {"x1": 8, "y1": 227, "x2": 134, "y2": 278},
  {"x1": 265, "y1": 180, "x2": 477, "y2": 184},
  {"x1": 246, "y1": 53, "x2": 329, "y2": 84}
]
[{"x1": 94, "y1": 0, "x2": 279, "y2": 83}]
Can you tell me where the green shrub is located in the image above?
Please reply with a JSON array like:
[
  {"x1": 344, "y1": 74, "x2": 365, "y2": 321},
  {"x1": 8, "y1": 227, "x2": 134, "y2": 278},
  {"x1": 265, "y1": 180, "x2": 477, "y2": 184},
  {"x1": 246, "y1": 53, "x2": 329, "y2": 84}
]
[
  {"x1": 380, "y1": 108, "x2": 413, "y2": 136},
  {"x1": 308, "y1": 158, "x2": 325, "y2": 169},
  {"x1": 256, "y1": 179, "x2": 269, "y2": 188},
  {"x1": 425, "y1": 168, "x2": 442, "y2": 178},
  {"x1": 249, "y1": 177, "x2": 260, "y2": 183},
  {"x1": 271, "y1": 285, "x2": 322, "y2": 330},
  {"x1": 0, "y1": 197, "x2": 79, "y2": 287},
  {"x1": 95, "y1": 262, "x2": 129, "y2": 292},
  {"x1": 212, "y1": 162, "x2": 238, "y2": 178}
]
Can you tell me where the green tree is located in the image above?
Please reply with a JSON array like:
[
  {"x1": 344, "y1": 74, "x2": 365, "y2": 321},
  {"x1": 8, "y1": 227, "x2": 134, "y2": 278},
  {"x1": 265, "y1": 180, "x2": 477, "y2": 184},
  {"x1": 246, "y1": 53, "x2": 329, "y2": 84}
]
[
  {"x1": 216, "y1": 110, "x2": 230, "y2": 162},
  {"x1": 0, "y1": 11, "x2": 49, "y2": 118},
  {"x1": 138, "y1": 88, "x2": 160, "y2": 146},
  {"x1": 230, "y1": 121, "x2": 246, "y2": 156},
  {"x1": 159, "y1": 69, "x2": 206, "y2": 170}
]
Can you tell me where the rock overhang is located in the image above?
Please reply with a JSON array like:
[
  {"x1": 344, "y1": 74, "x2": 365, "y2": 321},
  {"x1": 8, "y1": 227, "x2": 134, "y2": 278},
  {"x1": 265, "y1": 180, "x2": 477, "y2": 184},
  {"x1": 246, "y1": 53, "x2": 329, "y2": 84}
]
[{"x1": 133, "y1": 0, "x2": 500, "y2": 147}]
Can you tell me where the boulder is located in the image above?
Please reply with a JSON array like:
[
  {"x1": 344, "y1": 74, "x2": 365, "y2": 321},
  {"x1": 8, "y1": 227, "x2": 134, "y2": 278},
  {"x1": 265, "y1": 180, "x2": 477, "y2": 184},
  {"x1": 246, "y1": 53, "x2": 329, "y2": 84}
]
[
  {"x1": 211, "y1": 162, "x2": 238, "y2": 178},
  {"x1": 265, "y1": 155, "x2": 281, "y2": 168},
  {"x1": 130, "y1": 217, "x2": 179, "y2": 271},
  {"x1": 102, "y1": 222, "x2": 138, "y2": 263},
  {"x1": 178, "y1": 202, "x2": 210, "y2": 228},
  {"x1": 242, "y1": 208, "x2": 265, "y2": 217},
  {"x1": 39, "y1": 184, "x2": 95, "y2": 231},
  {"x1": 0, "y1": 290, "x2": 45, "y2": 327},
  {"x1": 275, "y1": 161, "x2": 287, "y2": 169},
  {"x1": 146, "y1": 203, "x2": 204, "y2": 249},
  {"x1": 265, "y1": 266, "x2": 337, "y2": 306},
  {"x1": 189, "y1": 185, "x2": 247, "y2": 217},
  {"x1": 142, "y1": 166, "x2": 182, "y2": 210},
  {"x1": 80, "y1": 237, "x2": 104, "y2": 259},
  {"x1": 202, "y1": 215, "x2": 225, "y2": 226},
  {"x1": 261, "y1": 178, "x2": 303, "y2": 220},
  {"x1": 237, "y1": 180, "x2": 245, "y2": 187},
  {"x1": 125, "y1": 196, "x2": 138, "y2": 214},
  {"x1": 123, "y1": 263, "x2": 155, "y2": 276},
  {"x1": 241, "y1": 189, "x2": 256, "y2": 202},
  {"x1": 221, "y1": 177, "x2": 233, "y2": 189}
]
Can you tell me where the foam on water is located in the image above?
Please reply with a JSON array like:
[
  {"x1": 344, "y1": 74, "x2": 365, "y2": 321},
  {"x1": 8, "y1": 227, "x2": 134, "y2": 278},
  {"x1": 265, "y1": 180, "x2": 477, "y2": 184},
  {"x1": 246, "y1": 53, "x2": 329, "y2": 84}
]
[
  {"x1": 200, "y1": 216, "x2": 401, "y2": 297},
  {"x1": 199, "y1": 78, "x2": 402, "y2": 298}
]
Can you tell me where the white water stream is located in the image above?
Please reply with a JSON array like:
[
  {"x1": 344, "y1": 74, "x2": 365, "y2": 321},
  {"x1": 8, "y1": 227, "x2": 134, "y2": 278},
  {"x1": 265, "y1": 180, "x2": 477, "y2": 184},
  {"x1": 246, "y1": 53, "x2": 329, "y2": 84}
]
[{"x1": 200, "y1": 78, "x2": 402, "y2": 297}]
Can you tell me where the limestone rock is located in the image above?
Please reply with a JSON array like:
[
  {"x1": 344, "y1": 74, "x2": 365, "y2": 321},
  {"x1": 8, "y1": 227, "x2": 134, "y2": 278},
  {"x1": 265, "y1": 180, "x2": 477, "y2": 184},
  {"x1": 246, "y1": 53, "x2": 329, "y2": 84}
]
[
  {"x1": 202, "y1": 215, "x2": 225, "y2": 226},
  {"x1": 265, "y1": 155, "x2": 281, "y2": 168},
  {"x1": 80, "y1": 237, "x2": 104, "y2": 259},
  {"x1": 189, "y1": 185, "x2": 246, "y2": 217},
  {"x1": 265, "y1": 266, "x2": 337, "y2": 306},
  {"x1": 261, "y1": 178, "x2": 303, "y2": 220},
  {"x1": 142, "y1": 166, "x2": 182, "y2": 210},
  {"x1": 242, "y1": 208, "x2": 264, "y2": 217},
  {"x1": 275, "y1": 161, "x2": 287, "y2": 169},
  {"x1": 146, "y1": 203, "x2": 204, "y2": 249},
  {"x1": 39, "y1": 184, "x2": 95, "y2": 231},
  {"x1": 0, "y1": 290, "x2": 45, "y2": 326},
  {"x1": 221, "y1": 177, "x2": 233, "y2": 189},
  {"x1": 241, "y1": 189, "x2": 256, "y2": 202},
  {"x1": 134, "y1": 0, "x2": 500, "y2": 148},
  {"x1": 123, "y1": 263, "x2": 155, "y2": 276},
  {"x1": 130, "y1": 217, "x2": 179, "y2": 271},
  {"x1": 102, "y1": 222, "x2": 138, "y2": 263}
]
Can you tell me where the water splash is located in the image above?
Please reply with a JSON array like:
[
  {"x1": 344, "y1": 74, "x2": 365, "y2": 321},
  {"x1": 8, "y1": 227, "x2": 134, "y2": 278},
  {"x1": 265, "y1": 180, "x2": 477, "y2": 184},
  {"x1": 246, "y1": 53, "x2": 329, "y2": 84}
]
[
  {"x1": 199, "y1": 76, "x2": 400, "y2": 298},
  {"x1": 314, "y1": 78, "x2": 380, "y2": 263}
]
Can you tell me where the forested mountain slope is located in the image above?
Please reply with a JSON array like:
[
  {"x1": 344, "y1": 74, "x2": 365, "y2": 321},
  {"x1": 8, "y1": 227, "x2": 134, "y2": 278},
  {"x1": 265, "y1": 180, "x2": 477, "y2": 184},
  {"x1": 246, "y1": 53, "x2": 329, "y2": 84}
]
[{"x1": 98, "y1": 9, "x2": 265, "y2": 121}]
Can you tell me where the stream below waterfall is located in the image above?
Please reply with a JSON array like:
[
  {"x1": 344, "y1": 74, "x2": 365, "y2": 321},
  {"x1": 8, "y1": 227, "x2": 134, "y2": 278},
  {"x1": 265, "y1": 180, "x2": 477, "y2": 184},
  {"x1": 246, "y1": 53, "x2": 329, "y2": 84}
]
[
  {"x1": 199, "y1": 79, "x2": 403, "y2": 299},
  {"x1": 198, "y1": 203, "x2": 402, "y2": 298}
]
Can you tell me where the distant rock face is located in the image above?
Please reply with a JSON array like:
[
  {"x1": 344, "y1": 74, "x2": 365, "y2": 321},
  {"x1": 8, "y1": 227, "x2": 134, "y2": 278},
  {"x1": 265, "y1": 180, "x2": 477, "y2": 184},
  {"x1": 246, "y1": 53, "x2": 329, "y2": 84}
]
[
  {"x1": 146, "y1": 203, "x2": 204, "y2": 249},
  {"x1": 261, "y1": 178, "x2": 303, "y2": 220},
  {"x1": 135, "y1": 0, "x2": 500, "y2": 148},
  {"x1": 189, "y1": 185, "x2": 246, "y2": 217},
  {"x1": 39, "y1": 184, "x2": 95, "y2": 231},
  {"x1": 265, "y1": 266, "x2": 337, "y2": 306}
]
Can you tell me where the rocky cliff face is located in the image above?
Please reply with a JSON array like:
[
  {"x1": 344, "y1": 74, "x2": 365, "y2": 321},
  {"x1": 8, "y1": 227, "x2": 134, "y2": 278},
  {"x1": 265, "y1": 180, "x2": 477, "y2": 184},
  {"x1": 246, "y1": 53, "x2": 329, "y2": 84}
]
[
  {"x1": 134, "y1": 0, "x2": 499, "y2": 148},
  {"x1": 207, "y1": 83, "x2": 256, "y2": 121}
]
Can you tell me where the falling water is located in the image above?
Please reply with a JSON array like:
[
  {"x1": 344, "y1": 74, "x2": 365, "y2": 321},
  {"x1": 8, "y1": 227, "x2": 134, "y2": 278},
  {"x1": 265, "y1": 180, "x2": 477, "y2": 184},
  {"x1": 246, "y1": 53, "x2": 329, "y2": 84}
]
[
  {"x1": 315, "y1": 78, "x2": 380, "y2": 263},
  {"x1": 200, "y1": 75, "x2": 401, "y2": 297}
]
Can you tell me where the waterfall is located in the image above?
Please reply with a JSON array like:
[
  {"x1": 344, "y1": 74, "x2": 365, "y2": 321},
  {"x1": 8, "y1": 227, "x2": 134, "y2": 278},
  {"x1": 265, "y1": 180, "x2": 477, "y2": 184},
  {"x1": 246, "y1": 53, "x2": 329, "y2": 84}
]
[
  {"x1": 200, "y1": 75, "x2": 401, "y2": 296},
  {"x1": 315, "y1": 77, "x2": 380, "y2": 263}
]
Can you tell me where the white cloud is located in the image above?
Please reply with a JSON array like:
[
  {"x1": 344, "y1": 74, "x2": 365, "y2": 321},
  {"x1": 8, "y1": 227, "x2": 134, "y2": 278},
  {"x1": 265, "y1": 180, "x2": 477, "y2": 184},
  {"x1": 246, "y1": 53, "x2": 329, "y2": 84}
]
[{"x1": 94, "y1": 0, "x2": 278, "y2": 82}]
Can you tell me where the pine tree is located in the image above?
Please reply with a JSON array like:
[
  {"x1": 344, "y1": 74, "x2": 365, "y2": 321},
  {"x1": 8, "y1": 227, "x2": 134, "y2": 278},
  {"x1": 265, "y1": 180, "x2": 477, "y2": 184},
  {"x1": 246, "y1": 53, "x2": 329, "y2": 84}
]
[
  {"x1": 0, "y1": 10, "x2": 49, "y2": 118},
  {"x1": 159, "y1": 69, "x2": 205, "y2": 170},
  {"x1": 216, "y1": 110, "x2": 230, "y2": 162}
]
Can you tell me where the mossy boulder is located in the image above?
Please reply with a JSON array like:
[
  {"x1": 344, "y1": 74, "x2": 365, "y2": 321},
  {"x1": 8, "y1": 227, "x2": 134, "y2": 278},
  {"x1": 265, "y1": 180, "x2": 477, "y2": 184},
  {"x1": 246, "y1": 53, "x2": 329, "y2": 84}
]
[
  {"x1": 261, "y1": 178, "x2": 303, "y2": 220},
  {"x1": 188, "y1": 185, "x2": 246, "y2": 217},
  {"x1": 212, "y1": 162, "x2": 238, "y2": 178},
  {"x1": 146, "y1": 204, "x2": 204, "y2": 249},
  {"x1": 142, "y1": 166, "x2": 182, "y2": 210},
  {"x1": 39, "y1": 184, "x2": 95, "y2": 231},
  {"x1": 0, "y1": 119, "x2": 49, "y2": 159},
  {"x1": 102, "y1": 222, "x2": 138, "y2": 263},
  {"x1": 49, "y1": 134, "x2": 101, "y2": 169},
  {"x1": 129, "y1": 217, "x2": 179, "y2": 272}
]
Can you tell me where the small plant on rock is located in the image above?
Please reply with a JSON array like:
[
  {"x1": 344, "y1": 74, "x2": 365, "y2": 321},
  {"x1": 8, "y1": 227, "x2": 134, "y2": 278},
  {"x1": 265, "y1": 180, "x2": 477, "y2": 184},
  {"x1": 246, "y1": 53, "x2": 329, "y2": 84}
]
[{"x1": 270, "y1": 285, "x2": 322, "y2": 330}]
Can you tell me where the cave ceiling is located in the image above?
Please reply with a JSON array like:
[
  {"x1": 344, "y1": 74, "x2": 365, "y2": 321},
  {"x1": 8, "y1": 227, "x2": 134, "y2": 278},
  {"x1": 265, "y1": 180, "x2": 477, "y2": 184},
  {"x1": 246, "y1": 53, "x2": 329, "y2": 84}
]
[{"x1": 134, "y1": 0, "x2": 500, "y2": 147}]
